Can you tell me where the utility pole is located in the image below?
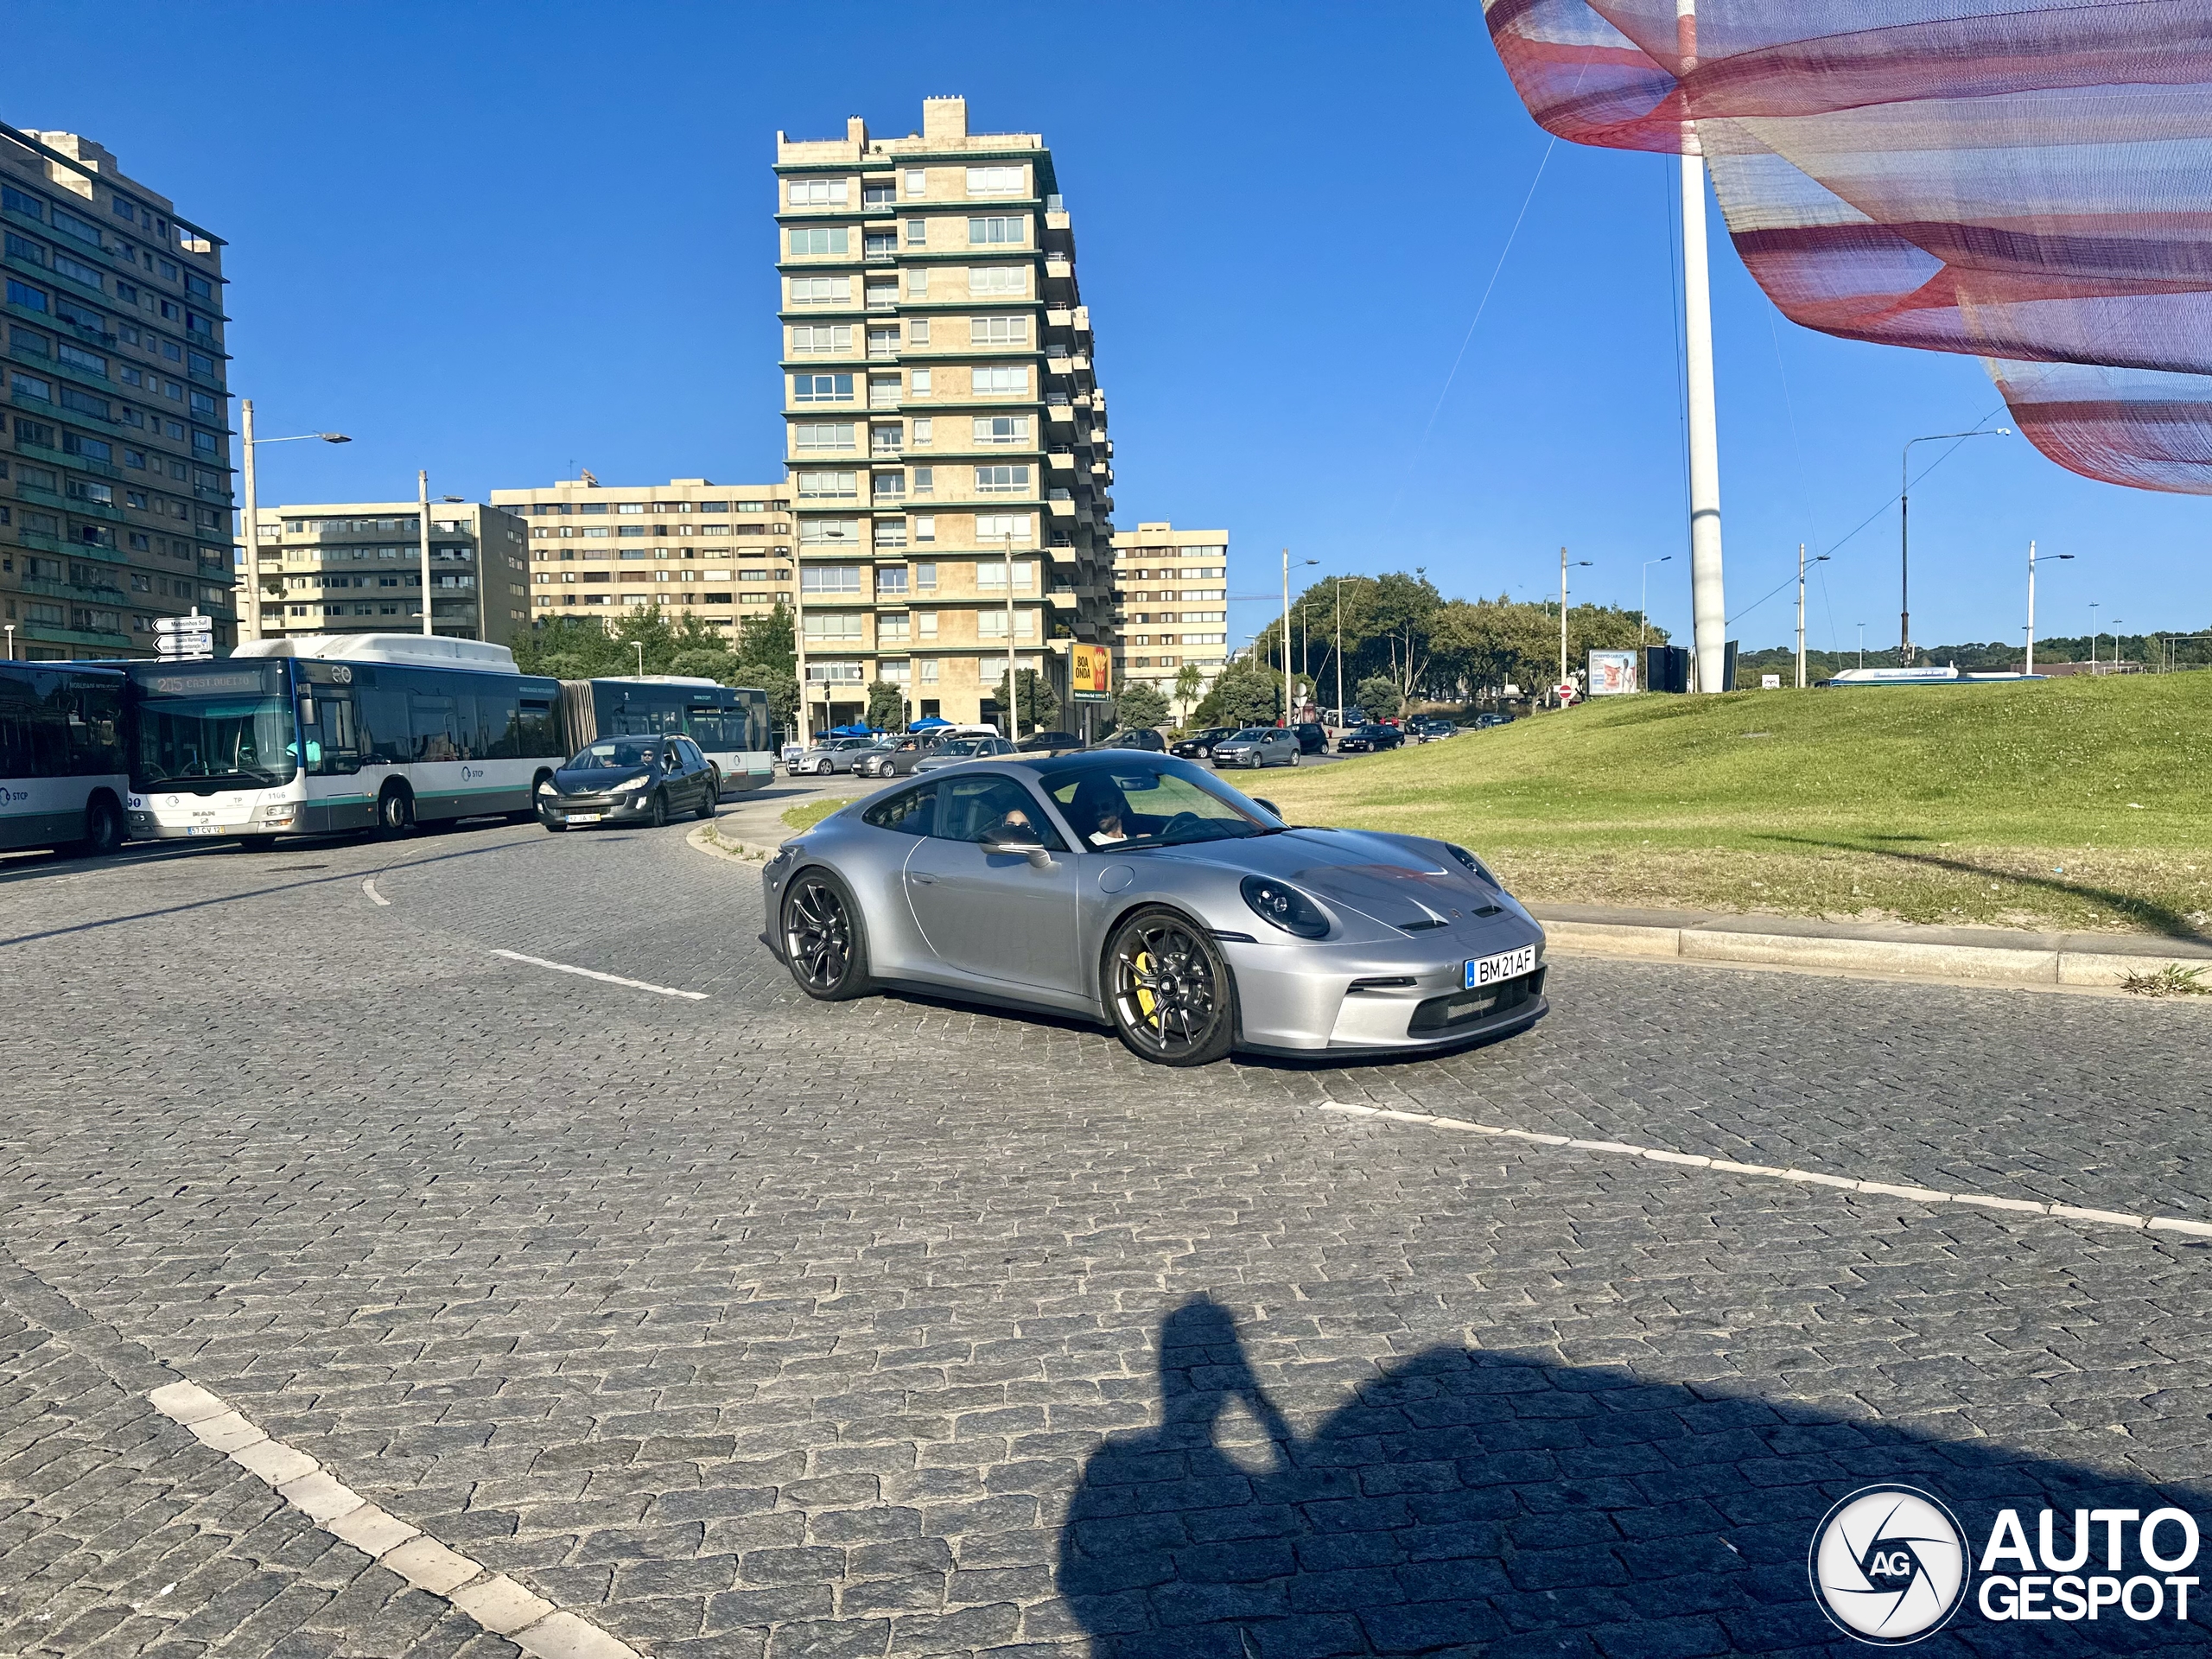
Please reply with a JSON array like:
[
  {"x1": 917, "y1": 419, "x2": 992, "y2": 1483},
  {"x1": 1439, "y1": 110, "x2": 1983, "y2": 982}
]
[
  {"x1": 416, "y1": 470, "x2": 433, "y2": 636},
  {"x1": 1796, "y1": 543, "x2": 1807, "y2": 690},
  {"x1": 1679, "y1": 0, "x2": 1728, "y2": 694},
  {"x1": 1334, "y1": 577, "x2": 1344, "y2": 726},
  {"x1": 2024, "y1": 542, "x2": 2069, "y2": 676},
  {"x1": 1559, "y1": 548, "x2": 1592, "y2": 693},
  {"x1": 1005, "y1": 531, "x2": 1020, "y2": 741},
  {"x1": 240, "y1": 400, "x2": 262, "y2": 640},
  {"x1": 1280, "y1": 549, "x2": 1293, "y2": 725}
]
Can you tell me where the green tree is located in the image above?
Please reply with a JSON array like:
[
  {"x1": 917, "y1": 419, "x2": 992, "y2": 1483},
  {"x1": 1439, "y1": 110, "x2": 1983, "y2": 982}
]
[
  {"x1": 865, "y1": 680, "x2": 909, "y2": 730},
  {"x1": 1112, "y1": 681, "x2": 1170, "y2": 732},
  {"x1": 1173, "y1": 662, "x2": 1205, "y2": 724},
  {"x1": 1192, "y1": 657, "x2": 1281, "y2": 728},
  {"x1": 1354, "y1": 675, "x2": 1400, "y2": 719},
  {"x1": 990, "y1": 667, "x2": 1059, "y2": 732}
]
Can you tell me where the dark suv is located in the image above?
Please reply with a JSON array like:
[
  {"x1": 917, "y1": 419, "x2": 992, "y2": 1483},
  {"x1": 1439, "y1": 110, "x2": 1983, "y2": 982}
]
[{"x1": 1292, "y1": 721, "x2": 1328, "y2": 754}]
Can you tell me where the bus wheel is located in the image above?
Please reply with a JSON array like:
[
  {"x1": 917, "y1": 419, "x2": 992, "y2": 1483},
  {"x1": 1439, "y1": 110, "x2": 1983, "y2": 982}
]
[
  {"x1": 374, "y1": 785, "x2": 413, "y2": 840},
  {"x1": 73, "y1": 794, "x2": 123, "y2": 858}
]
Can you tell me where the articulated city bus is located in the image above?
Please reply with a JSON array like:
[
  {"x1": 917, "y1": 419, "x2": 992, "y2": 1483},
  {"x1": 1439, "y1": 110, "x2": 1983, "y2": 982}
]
[
  {"x1": 558, "y1": 676, "x2": 774, "y2": 797},
  {"x1": 0, "y1": 660, "x2": 130, "y2": 856},
  {"x1": 119, "y1": 636, "x2": 776, "y2": 845},
  {"x1": 123, "y1": 634, "x2": 569, "y2": 845}
]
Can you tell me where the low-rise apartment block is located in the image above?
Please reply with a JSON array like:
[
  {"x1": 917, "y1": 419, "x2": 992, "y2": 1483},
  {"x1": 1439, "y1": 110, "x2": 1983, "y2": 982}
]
[
  {"x1": 1111, "y1": 521, "x2": 1231, "y2": 710},
  {"x1": 3, "y1": 124, "x2": 236, "y2": 658},
  {"x1": 490, "y1": 476, "x2": 793, "y2": 633},
  {"x1": 774, "y1": 96, "x2": 1116, "y2": 731},
  {"x1": 237, "y1": 499, "x2": 528, "y2": 645}
]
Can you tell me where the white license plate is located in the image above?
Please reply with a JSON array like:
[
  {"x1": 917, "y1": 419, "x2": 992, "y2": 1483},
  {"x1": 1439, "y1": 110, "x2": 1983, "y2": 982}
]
[
  {"x1": 1465, "y1": 944, "x2": 1536, "y2": 989},
  {"x1": 568, "y1": 812, "x2": 604, "y2": 824},
  {"x1": 184, "y1": 824, "x2": 232, "y2": 836}
]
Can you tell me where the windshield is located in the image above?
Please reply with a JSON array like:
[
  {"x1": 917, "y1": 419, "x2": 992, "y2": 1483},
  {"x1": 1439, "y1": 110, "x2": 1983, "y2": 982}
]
[
  {"x1": 938, "y1": 737, "x2": 989, "y2": 756},
  {"x1": 1039, "y1": 758, "x2": 1280, "y2": 851},
  {"x1": 1229, "y1": 729, "x2": 1270, "y2": 741},
  {"x1": 569, "y1": 739, "x2": 657, "y2": 769},
  {"x1": 126, "y1": 663, "x2": 297, "y2": 791}
]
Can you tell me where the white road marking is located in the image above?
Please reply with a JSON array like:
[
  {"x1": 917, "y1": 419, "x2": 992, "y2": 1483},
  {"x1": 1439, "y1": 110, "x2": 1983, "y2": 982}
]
[
  {"x1": 1318, "y1": 1103, "x2": 2212, "y2": 1238},
  {"x1": 147, "y1": 1381, "x2": 646, "y2": 1657},
  {"x1": 362, "y1": 877, "x2": 390, "y2": 907},
  {"x1": 491, "y1": 947, "x2": 707, "y2": 1001}
]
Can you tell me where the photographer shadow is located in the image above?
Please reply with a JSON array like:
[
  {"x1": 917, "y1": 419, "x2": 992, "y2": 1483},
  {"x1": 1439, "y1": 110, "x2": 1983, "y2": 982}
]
[{"x1": 1058, "y1": 1297, "x2": 2208, "y2": 1656}]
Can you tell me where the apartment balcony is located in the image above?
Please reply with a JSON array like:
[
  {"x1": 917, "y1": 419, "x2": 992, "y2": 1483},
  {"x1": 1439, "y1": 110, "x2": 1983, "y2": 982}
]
[
  {"x1": 1046, "y1": 257, "x2": 1072, "y2": 281},
  {"x1": 864, "y1": 249, "x2": 898, "y2": 264},
  {"x1": 1046, "y1": 354, "x2": 1074, "y2": 376},
  {"x1": 1044, "y1": 401, "x2": 1073, "y2": 425},
  {"x1": 1046, "y1": 449, "x2": 1074, "y2": 471}
]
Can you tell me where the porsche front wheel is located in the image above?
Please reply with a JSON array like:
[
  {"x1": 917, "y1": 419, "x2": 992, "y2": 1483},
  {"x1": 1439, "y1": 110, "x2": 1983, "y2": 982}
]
[
  {"x1": 782, "y1": 870, "x2": 874, "y2": 1001},
  {"x1": 1104, "y1": 907, "x2": 1236, "y2": 1066}
]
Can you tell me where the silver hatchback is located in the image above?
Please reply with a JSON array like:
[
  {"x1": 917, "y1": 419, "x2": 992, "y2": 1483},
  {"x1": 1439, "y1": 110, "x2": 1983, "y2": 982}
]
[{"x1": 1211, "y1": 727, "x2": 1302, "y2": 769}]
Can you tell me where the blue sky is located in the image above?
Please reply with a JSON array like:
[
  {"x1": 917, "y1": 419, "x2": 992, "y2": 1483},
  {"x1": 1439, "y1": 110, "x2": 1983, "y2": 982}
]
[{"x1": 9, "y1": 0, "x2": 2203, "y2": 655}]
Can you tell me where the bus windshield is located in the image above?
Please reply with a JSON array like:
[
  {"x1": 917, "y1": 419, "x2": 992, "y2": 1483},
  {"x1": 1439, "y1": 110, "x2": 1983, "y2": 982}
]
[{"x1": 126, "y1": 663, "x2": 298, "y2": 791}]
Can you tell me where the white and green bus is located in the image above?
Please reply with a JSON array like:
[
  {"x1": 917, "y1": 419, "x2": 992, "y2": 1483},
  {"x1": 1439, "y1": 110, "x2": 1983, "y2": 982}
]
[
  {"x1": 0, "y1": 660, "x2": 130, "y2": 856},
  {"x1": 119, "y1": 635, "x2": 775, "y2": 847}
]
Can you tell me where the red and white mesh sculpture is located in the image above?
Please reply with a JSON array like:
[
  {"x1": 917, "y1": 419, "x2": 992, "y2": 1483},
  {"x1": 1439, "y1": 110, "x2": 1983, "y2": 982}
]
[{"x1": 1484, "y1": 0, "x2": 2212, "y2": 493}]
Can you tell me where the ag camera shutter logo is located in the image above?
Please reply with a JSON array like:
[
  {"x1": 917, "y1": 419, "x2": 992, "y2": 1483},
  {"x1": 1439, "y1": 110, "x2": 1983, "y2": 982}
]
[{"x1": 1809, "y1": 1485, "x2": 1970, "y2": 1644}]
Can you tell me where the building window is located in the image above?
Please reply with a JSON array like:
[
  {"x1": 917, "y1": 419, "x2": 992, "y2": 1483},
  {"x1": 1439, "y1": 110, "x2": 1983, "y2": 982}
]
[
  {"x1": 879, "y1": 613, "x2": 910, "y2": 642},
  {"x1": 867, "y1": 327, "x2": 899, "y2": 359},
  {"x1": 905, "y1": 219, "x2": 927, "y2": 246},
  {"x1": 793, "y1": 372, "x2": 854, "y2": 403},
  {"x1": 914, "y1": 523, "x2": 936, "y2": 550},
  {"x1": 974, "y1": 416, "x2": 1030, "y2": 445},
  {"x1": 968, "y1": 216, "x2": 1024, "y2": 246},
  {"x1": 976, "y1": 512, "x2": 1032, "y2": 541},
  {"x1": 972, "y1": 365, "x2": 1025, "y2": 395},
  {"x1": 788, "y1": 226, "x2": 850, "y2": 256},
  {"x1": 799, "y1": 563, "x2": 861, "y2": 594},
  {"x1": 909, "y1": 369, "x2": 932, "y2": 397},
  {"x1": 792, "y1": 423, "x2": 856, "y2": 451},
  {"x1": 803, "y1": 612, "x2": 864, "y2": 642},
  {"x1": 974, "y1": 465, "x2": 1029, "y2": 493},
  {"x1": 798, "y1": 519, "x2": 862, "y2": 547},
  {"x1": 789, "y1": 180, "x2": 849, "y2": 207},
  {"x1": 969, "y1": 316, "x2": 1027, "y2": 346},
  {"x1": 790, "y1": 276, "x2": 851, "y2": 305},
  {"x1": 916, "y1": 610, "x2": 938, "y2": 639},
  {"x1": 967, "y1": 166, "x2": 1023, "y2": 196},
  {"x1": 863, "y1": 182, "x2": 896, "y2": 207},
  {"x1": 873, "y1": 473, "x2": 906, "y2": 499},
  {"x1": 907, "y1": 318, "x2": 930, "y2": 346},
  {"x1": 790, "y1": 323, "x2": 852, "y2": 353},
  {"x1": 969, "y1": 267, "x2": 1024, "y2": 297},
  {"x1": 904, "y1": 168, "x2": 926, "y2": 198},
  {"x1": 907, "y1": 270, "x2": 930, "y2": 299},
  {"x1": 878, "y1": 563, "x2": 910, "y2": 592},
  {"x1": 976, "y1": 559, "x2": 1035, "y2": 591},
  {"x1": 910, "y1": 467, "x2": 934, "y2": 495},
  {"x1": 911, "y1": 418, "x2": 933, "y2": 445},
  {"x1": 797, "y1": 470, "x2": 857, "y2": 499}
]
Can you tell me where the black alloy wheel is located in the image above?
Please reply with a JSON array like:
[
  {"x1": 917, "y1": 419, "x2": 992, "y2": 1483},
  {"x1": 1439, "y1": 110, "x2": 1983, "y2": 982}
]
[
  {"x1": 781, "y1": 871, "x2": 874, "y2": 1001},
  {"x1": 374, "y1": 785, "x2": 412, "y2": 840},
  {"x1": 1105, "y1": 907, "x2": 1236, "y2": 1066},
  {"x1": 649, "y1": 791, "x2": 668, "y2": 829},
  {"x1": 696, "y1": 771, "x2": 718, "y2": 818}
]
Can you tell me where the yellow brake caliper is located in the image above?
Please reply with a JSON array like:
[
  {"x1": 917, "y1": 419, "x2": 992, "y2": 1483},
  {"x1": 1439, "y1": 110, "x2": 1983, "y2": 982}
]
[{"x1": 1135, "y1": 950, "x2": 1157, "y2": 1027}]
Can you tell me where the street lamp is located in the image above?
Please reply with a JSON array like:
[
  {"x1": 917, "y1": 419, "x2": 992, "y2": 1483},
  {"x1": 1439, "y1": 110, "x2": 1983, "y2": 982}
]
[
  {"x1": 1639, "y1": 556, "x2": 1671, "y2": 647},
  {"x1": 1899, "y1": 425, "x2": 2009, "y2": 664},
  {"x1": 1559, "y1": 548, "x2": 1592, "y2": 690},
  {"x1": 2024, "y1": 542, "x2": 2071, "y2": 675},
  {"x1": 1280, "y1": 553, "x2": 1316, "y2": 724},
  {"x1": 2088, "y1": 601, "x2": 2101, "y2": 671},
  {"x1": 239, "y1": 399, "x2": 351, "y2": 640},
  {"x1": 1796, "y1": 545, "x2": 1830, "y2": 688}
]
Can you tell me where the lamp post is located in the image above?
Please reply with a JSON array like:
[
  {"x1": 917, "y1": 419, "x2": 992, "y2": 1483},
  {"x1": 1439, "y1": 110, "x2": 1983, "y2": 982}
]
[
  {"x1": 2024, "y1": 542, "x2": 2070, "y2": 675},
  {"x1": 1333, "y1": 575, "x2": 1346, "y2": 727},
  {"x1": 1559, "y1": 548, "x2": 1592, "y2": 690},
  {"x1": 238, "y1": 399, "x2": 349, "y2": 641},
  {"x1": 1795, "y1": 544, "x2": 1829, "y2": 688},
  {"x1": 1857, "y1": 622, "x2": 1866, "y2": 668},
  {"x1": 634, "y1": 641, "x2": 645, "y2": 676},
  {"x1": 2109, "y1": 620, "x2": 2124, "y2": 673},
  {"x1": 1899, "y1": 425, "x2": 2008, "y2": 664},
  {"x1": 416, "y1": 471, "x2": 435, "y2": 636},
  {"x1": 1639, "y1": 556, "x2": 1670, "y2": 647},
  {"x1": 2088, "y1": 601, "x2": 2101, "y2": 671}
]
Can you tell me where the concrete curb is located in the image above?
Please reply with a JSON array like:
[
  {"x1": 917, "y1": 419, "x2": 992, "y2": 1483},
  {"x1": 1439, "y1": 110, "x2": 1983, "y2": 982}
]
[
  {"x1": 688, "y1": 823, "x2": 773, "y2": 864},
  {"x1": 1537, "y1": 915, "x2": 2212, "y2": 993}
]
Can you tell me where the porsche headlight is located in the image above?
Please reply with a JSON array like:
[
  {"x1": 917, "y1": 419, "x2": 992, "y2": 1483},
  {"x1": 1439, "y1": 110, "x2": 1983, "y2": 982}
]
[
  {"x1": 611, "y1": 774, "x2": 652, "y2": 794},
  {"x1": 1241, "y1": 876, "x2": 1329, "y2": 939},
  {"x1": 1445, "y1": 843, "x2": 1498, "y2": 886}
]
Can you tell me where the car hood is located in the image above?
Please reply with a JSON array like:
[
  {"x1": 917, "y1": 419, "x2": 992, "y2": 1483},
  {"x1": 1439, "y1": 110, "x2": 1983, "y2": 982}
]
[
  {"x1": 555, "y1": 766, "x2": 654, "y2": 791},
  {"x1": 1156, "y1": 827, "x2": 1524, "y2": 936}
]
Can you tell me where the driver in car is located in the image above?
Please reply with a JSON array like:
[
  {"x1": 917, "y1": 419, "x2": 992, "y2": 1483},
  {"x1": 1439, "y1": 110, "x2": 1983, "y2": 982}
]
[{"x1": 1070, "y1": 776, "x2": 1135, "y2": 849}]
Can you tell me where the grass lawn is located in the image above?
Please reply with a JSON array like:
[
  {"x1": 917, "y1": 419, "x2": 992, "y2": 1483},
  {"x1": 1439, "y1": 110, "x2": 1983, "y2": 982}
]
[
  {"x1": 1258, "y1": 673, "x2": 2212, "y2": 937},
  {"x1": 779, "y1": 797, "x2": 847, "y2": 834}
]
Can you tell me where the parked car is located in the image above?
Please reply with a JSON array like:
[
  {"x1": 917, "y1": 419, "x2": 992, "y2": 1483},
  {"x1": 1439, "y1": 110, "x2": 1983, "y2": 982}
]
[
  {"x1": 914, "y1": 734, "x2": 1019, "y2": 772},
  {"x1": 761, "y1": 752, "x2": 1548, "y2": 1066},
  {"x1": 1092, "y1": 727, "x2": 1166, "y2": 753},
  {"x1": 1335, "y1": 723, "x2": 1404, "y2": 754},
  {"x1": 1211, "y1": 727, "x2": 1302, "y2": 769},
  {"x1": 1407, "y1": 716, "x2": 1459, "y2": 741},
  {"x1": 1015, "y1": 730, "x2": 1084, "y2": 753},
  {"x1": 1171, "y1": 726, "x2": 1236, "y2": 760},
  {"x1": 855, "y1": 737, "x2": 930, "y2": 779},
  {"x1": 1292, "y1": 721, "x2": 1328, "y2": 754},
  {"x1": 788, "y1": 735, "x2": 887, "y2": 776},
  {"x1": 1472, "y1": 712, "x2": 1512, "y2": 729},
  {"x1": 540, "y1": 735, "x2": 717, "y2": 831}
]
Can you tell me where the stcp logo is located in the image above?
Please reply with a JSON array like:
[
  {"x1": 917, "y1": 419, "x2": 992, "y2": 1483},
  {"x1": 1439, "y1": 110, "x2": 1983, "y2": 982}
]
[{"x1": 1810, "y1": 1485, "x2": 1971, "y2": 1644}]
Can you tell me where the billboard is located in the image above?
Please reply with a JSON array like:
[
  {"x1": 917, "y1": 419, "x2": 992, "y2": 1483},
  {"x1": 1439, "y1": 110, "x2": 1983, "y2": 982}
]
[
  {"x1": 1071, "y1": 643, "x2": 1112, "y2": 701},
  {"x1": 1586, "y1": 649, "x2": 1638, "y2": 696}
]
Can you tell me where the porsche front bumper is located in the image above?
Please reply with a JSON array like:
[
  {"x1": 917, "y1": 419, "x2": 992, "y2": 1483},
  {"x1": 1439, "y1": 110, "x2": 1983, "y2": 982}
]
[{"x1": 1219, "y1": 924, "x2": 1548, "y2": 1054}]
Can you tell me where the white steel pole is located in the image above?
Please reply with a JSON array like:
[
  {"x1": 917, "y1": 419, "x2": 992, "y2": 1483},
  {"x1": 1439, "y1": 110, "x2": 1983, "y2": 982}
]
[
  {"x1": 1281, "y1": 548, "x2": 1293, "y2": 725},
  {"x1": 1678, "y1": 1, "x2": 1727, "y2": 693},
  {"x1": 791, "y1": 505, "x2": 810, "y2": 747},
  {"x1": 241, "y1": 399, "x2": 262, "y2": 641},
  {"x1": 1796, "y1": 542, "x2": 1806, "y2": 689},
  {"x1": 1559, "y1": 546, "x2": 1570, "y2": 687},
  {"x1": 1334, "y1": 578, "x2": 1344, "y2": 725},
  {"x1": 1006, "y1": 532, "x2": 1020, "y2": 741},
  {"x1": 416, "y1": 470, "x2": 434, "y2": 636},
  {"x1": 2024, "y1": 541, "x2": 2036, "y2": 677}
]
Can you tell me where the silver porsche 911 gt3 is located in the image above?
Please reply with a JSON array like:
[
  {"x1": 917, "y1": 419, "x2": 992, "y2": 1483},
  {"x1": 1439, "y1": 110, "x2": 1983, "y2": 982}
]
[{"x1": 760, "y1": 753, "x2": 1548, "y2": 1066}]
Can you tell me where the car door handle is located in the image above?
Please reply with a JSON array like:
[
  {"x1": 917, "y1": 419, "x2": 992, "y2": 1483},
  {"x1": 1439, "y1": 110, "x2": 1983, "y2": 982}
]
[{"x1": 910, "y1": 872, "x2": 937, "y2": 885}]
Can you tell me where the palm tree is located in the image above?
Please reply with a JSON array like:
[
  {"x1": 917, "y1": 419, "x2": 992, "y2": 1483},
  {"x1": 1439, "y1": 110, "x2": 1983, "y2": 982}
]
[{"x1": 1173, "y1": 662, "x2": 1204, "y2": 727}]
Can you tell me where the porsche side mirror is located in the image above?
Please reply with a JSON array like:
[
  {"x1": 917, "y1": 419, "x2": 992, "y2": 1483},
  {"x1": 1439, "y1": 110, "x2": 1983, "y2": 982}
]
[
  {"x1": 1251, "y1": 798, "x2": 1281, "y2": 818},
  {"x1": 981, "y1": 824, "x2": 1045, "y2": 855}
]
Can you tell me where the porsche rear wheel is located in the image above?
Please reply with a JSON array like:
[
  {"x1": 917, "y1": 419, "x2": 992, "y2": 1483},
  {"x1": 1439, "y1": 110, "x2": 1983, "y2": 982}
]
[
  {"x1": 1105, "y1": 907, "x2": 1236, "y2": 1066},
  {"x1": 782, "y1": 870, "x2": 874, "y2": 1001}
]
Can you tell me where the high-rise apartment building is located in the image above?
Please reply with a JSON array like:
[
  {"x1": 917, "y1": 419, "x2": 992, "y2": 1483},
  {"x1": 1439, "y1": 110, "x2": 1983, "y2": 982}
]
[
  {"x1": 2, "y1": 124, "x2": 235, "y2": 659},
  {"x1": 774, "y1": 96, "x2": 1115, "y2": 733},
  {"x1": 235, "y1": 499, "x2": 528, "y2": 645},
  {"x1": 1110, "y1": 521, "x2": 1231, "y2": 713},
  {"x1": 491, "y1": 476, "x2": 792, "y2": 632}
]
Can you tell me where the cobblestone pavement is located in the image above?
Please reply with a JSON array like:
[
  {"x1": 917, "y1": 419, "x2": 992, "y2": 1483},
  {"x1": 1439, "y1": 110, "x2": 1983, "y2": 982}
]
[{"x1": 3, "y1": 816, "x2": 2211, "y2": 1656}]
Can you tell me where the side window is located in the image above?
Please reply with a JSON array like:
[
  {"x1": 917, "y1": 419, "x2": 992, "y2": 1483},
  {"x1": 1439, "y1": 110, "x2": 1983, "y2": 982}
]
[
  {"x1": 935, "y1": 774, "x2": 1065, "y2": 849},
  {"x1": 862, "y1": 781, "x2": 936, "y2": 836}
]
